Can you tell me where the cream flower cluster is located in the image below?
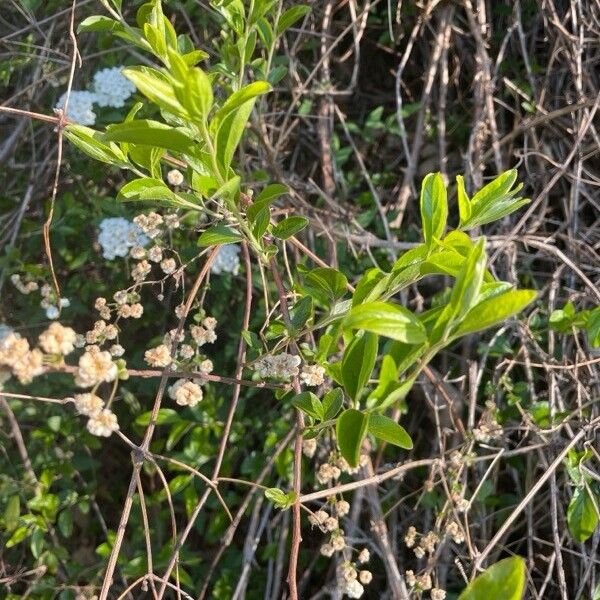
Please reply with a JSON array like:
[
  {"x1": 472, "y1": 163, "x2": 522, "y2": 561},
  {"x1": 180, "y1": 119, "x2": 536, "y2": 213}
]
[
  {"x1": 0, "y1": 332, "x2": 43, "y2": 384},
  {"x1": 211, "y1": 244, "x2": 240, "y2": 275},
  {"x1": 253, "y1": 353, "x2": 301, "y2": 381},
  {"x1": 300, "y1": 363, "x2": 325, "y2": 387},
  {"x1": 55, "y1": 90, "x2": 97, "y2": 125},
  {"x1": 92, "y1": 67, "x2": 136, "y2": 108},
  {"x1": 54, "y1": 66, "x2": 135, "y2": 125},
  {"x1": 98, "y1": 217, "x2": 149, "y2": 260},
  {"x1": 11, "y1": 277, "x2": 70, "y2": 319},
  {"x1": 74, "y1": 346, "x2": 118, "y2": 388},
  {"x1": 0, "y1": 323, "x2": 76, "y2": 384},
  {"x1": 168, "y1": 379, "x2": 203, "y2": 407},
  {"x1": 71, "y1": 393, "x2": 119, "y2": 437}
]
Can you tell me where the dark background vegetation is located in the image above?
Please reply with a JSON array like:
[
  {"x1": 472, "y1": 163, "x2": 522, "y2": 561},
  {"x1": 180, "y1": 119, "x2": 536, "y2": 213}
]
[{"x1": 0, "y1": 1, "x2": 599, "y2": 598}]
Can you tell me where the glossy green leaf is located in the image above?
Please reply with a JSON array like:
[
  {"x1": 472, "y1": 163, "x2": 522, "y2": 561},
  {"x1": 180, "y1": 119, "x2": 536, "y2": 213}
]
[
  {"x1": 456, "y1": 174, "x2": 471, "y2": 226},
  {"x1": 197, "y1": 225, "x2": 243, "y2": 247},
  {"x1": 341, "y1": 331, "x2": 378, "y2": 401},
  {"x1": 4, "y1": 495, "x2": 20, "y2": 532},
  {"x1": 247, "y1": 183, "x2": 287, "y2": 223},
  {"x1": 6, "y1": 525, "x2": 30, "y2": 548},
  {"x1": 453, "y1": 290, "x2": 537, "y2": 337},
  {"x1": 77, "y1": 15, "x2": 120, "y2": 33},
  {"x1": 336, "y1": 409, "x2": 368, "y2": 468},
  {"x1": 264, "y1": 488, "x2": 297, "y2": 509},
  {"x1": 322, "y1": 388, "x2": 344, "y2": 420},
  {"x1": 276, "y1": 5, "x2": 311, "y2": 35},
  {"x1": 104, "y1": 120, "x2": 196, "y2": 153},
  {"x1": 272, "y1": 216, "x2": 309, "y2": 239},
  {"x1": 122, "y1": 66, "x2": 186, "y2": 116},
  {"x1": 64, "y1": 125, "x2": 126, "y2": 165},
  {"x1": 344, "y1": 301, "x2": 426, "y2": 344},
  {"x1": 458, "y1": 557, "x2": 526, "y2": 600},
  {"x1": 449, "y1": 237, "x2": 487, "y2": 321},
  {"x1": 117, "y1": 177, "x2": 194, "y2": 209},
  {"x1": 367, "y1": 413, "x2": 412, "y2": 449},
  {"x1": 567, "y1": 486, "x2": 599, "y2": 542},
  {"x1": 304, "y1": 267, "x2": 348, "y2": 305},
  {"x1": 420, "y1": 172, "x2": 447, "y2": 245},
  {"x1": 135, "y1": 408, "x2": 180, "y2": 426},
  {"x1": 210, "y1": 81, "x2": 271, "y2": 170},
  {"x1": 291, "y1": 391, "x2": 323, "y2": 421}
]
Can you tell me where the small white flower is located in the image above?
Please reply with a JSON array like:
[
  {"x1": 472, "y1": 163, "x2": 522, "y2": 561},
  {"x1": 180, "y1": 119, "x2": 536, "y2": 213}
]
[
  {"x1": 357, "y1": 548, "x2": 370, "y2": 564},
  {"x1": 46, "y1": 305, "x2": 60, "y2": 320},
  {"x1": 38, "y1": 322, "x2": 77, "y2": 355},
  {"x1": 320, "y1": 543, "x2": 334, "y2": 557},
  {"x1": 211, "y1": 244, "x2": 240, "y2": 275},
  {"x1": 358, "y1": 570, "x2": 372, "y2": 585},
  {"x1": 160, "y1": 258, "x2": 177, "y2": 274},
  {"x1": 87, "y1": 408, "x2": 119, "y2": 437},
  {"x1": 73, "y1": 393, "x2": 104, "y2": 416},
  {"x1": 168, "y1": 379, "x2": 203, "y2": 407},
  {"x1": 167, "y1": 169, "x2": 184, "y2": 186},
  {"x1": 336, "y1": 500, "x2": 350, "y2": 517},
  {"x1": 345, "y1": 579, "x2": 364, "y2": 598},
  {"x1": 144, "y1": 344, "x2": 172, "y2": 368},
  {"x1": 300, "y1": 364, "x2": 325, "y2": 387}
]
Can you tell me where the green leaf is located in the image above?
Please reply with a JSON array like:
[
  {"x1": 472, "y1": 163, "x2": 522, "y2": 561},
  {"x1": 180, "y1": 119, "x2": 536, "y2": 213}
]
[
  {"x1": 449, "y1": 237, "x2": 487, "y2": 321},
  {"x1": 247, "y1": 183, "x2": 287, "y2": 223},
  {"x1": 197, "y1": 225, "x2": 243, "y2": 247},
  {"x1": 304, "y1": 267, "x2": 348, "y2": 305},
  {"x1": 64, "y1": 125, "x2": 126, "y2": 165},
  {"x1": 77, "y1": 15, "x2": 120, "y2": 33},
  {"x1": 210, "y1": 81, "x2": 271, "y2": 171},
  {"x1": 104, "y1": 120, "x2": 196, "y2": 153},
  {"x1": 264, "y1": 488, "x2": 297, "y2": 509},
  {"x1": 336, "y1": 409, "x2": 368, "y2": 468},
  {"x1": 344, "y1": 301, "x2": 427, "y2": 344},
  {"x1": 460, "y1": 170, "x2": 529, "y2": 229},
  {"x1": 57, "y1": 510, "x2": 73, "y2": 538},
  {"x1": 456, "y1": 175, "x2": 471, "y2": 226},
  {"x1": 585, "y1": 307, "x2": 600, "y2": 347},
  {"x1": 322, "y1": 388, "x2": 344, "y2": 420},
  {"x1": 452, "y1": 290, "x2": 537, "y2": 337},
  {"x1": 567, "y1": 486, "x2": 599, "y2": 542},
  {"x1": 123, "y1": 66, "x2": 186, "y2": 116},
  {"x1": 367, "y1": 413, "x2": 413, "y2": 449},
  {"x1": 117, "y1": 177, "x2": 194, "y2": 209},
  {"x1": 276, "y1": 5, "x2": 311, "y2": 35},
  {"x1": 458, "y1": 557, "x2": 526, "y2": 600},
  {"x1": 272, "y1": 216, "x2": 309, "y2": 239},
  {"x1": 290, "y1": 296, "x2": 313, "y2": 333},
  {"x1": 4, "y1": 495, "x2": 20, "y2": 532},
  {"x1": 420, "y1": 172, "x2": 447, "y2": 245},
  {"x1": 30, "y1": 527, "x2": 44, "y2": 559},
  {"x1": 6, "y1": 525, "x2": 30, "y2": 548},
  {"x1": 135, "y1": 408, "x2": 180, "y2": 426},
  {"x1": 291, "y1": 391, "x2": 323, "y2": 421},
  {"x1": 341, "y1": 331, "x2": 378, "y2": 400}
]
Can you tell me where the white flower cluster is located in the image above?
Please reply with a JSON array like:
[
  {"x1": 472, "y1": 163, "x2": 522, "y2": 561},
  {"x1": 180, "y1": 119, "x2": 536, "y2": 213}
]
[
  {"x1": 55, "y1": 91, "x2": 97, "y2": 125},
  {"x1": 211, "y1": 244, "x2": 240, "y2": 275},
  {"x1": 98, "y1": 217, "x2": 149, "y2": 260},
  {"x1": 74, "y1": 346, "x2": 118, "y2": 388},
  {"x1": 10, "y1": 277, "x2": 69, "y2": 319},
  {"x1": 92, "y1": 67, "x2": 136, "y2": 108},
  {"x1": 300, "y1": 363, "x2": 325, "y2": 387},
  {"x1": 253, "y1": 352, "x2": 301, "y2": 381},
  {"x1": 168, "y1": 379, "x2": 203, "y2": 407},
  {"x1": 54, "y1": 66, "x2": 135, "y2": 125},
  {"x1": 71, "y1": 393, "x2": 119, "y2": 437}
]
